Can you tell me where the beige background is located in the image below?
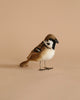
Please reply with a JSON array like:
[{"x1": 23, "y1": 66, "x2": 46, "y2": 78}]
[
  {"x1": 0, "y1": 0, "x2": 80, "y2": 64},
  {"x1": 0, "y1": 0, "x2": 80, "y2": 100}
]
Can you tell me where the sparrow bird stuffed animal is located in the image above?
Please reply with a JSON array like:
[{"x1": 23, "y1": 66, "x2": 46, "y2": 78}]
[{"x1": 20, "y1": 34, "x2": 59, "y2": 70}]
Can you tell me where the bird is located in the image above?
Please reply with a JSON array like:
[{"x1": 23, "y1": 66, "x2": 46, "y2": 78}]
[{"x1": 20, "y1": 34, "x2": 59, "y2": 70}]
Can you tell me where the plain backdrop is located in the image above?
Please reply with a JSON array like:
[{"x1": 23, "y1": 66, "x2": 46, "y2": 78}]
[
  {"x1": 0, "y1": 0, "x2": 80, "y2": 65},
  {"x1": 0, "y1": 1, "x2": 80, "y2": 100}
]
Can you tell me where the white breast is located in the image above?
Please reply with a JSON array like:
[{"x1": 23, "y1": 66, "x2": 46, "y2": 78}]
[{"x1": 41, "y1": 49, "x2": 55, "y2": 61}]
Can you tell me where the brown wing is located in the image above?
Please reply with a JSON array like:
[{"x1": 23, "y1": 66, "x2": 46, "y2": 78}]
[{"x1": 27, "y1": 41, "x2": 46, "y2": 61}]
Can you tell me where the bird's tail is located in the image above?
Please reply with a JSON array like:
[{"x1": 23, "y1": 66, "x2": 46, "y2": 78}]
[{"x1": 20, "y1": 59, "x2": 29, "y2": 67}]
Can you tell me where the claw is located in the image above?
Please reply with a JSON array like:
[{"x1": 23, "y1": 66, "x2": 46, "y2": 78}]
[
  {"x1": 39, "y1": 67, "x2": 53, "y2": 71},
  {"x1": 44, "y1": 67, "x2": 53, "y2": 70}
]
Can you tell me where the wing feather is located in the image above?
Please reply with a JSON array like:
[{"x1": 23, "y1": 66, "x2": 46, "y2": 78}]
[{"x1": 27, "y1": 41, "x2": 45, "y2": 60}]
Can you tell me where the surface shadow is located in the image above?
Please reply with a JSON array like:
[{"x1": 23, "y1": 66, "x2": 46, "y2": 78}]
[
  {"x1": 0, "y1": 64, "x2": 20, "y2": 69},
  {"x1": 0, "y1": 64, "x2": 54, "y2": 71},
  {"x1": 0, "y1": 64, "x2": 37, "y2": 70}
]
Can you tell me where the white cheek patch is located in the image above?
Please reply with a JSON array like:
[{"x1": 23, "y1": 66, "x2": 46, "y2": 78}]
[
  {"x1": 48, "y1": 40, "x2": 53, "y2": 45},
  {"x1": 43, "y1": 40, "x2": 53, "y2": 49},
  {"x1": 47, "y1": 40, "x2": 53, "y2": 48}
]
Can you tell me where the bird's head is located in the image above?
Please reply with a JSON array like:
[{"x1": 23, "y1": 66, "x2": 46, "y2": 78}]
[{"x1": 43, "y1": 34, "x2": 59, "y2": 49}]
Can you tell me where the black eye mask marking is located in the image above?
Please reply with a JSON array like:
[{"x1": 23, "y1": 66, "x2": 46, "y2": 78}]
[{"x1": 47, "y1": 43, "x2": 50, "y2": 45}]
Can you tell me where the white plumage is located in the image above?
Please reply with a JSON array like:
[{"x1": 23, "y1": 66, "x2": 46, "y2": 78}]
[{"x1": 41, "y1": 49, "x2": 55, "y2": 61}]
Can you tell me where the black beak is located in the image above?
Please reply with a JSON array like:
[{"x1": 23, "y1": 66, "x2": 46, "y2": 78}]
[{"x1": 55, "y1": 39, "x2": 59, "y2": 44}]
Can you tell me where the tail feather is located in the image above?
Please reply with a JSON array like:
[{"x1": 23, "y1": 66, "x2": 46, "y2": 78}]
[{"x1": 20, "y1": 59, "x2": 29, "y2": 67}]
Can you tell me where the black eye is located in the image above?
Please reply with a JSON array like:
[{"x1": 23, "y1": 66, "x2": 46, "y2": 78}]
[{"x1": 47, "y1": 43, "x2": 50, "y2": 45}]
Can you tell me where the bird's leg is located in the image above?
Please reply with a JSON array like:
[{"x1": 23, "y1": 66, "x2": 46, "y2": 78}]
[
  {"x1": 44, "y1": 61, "x2": 53, "y2": 70},
  {"x1": 39, "y1": 61, "x2": 42, "y2": 70},
  {"x1": 44, "y1": 61, "x2": 49, "y2": 69},
  {"x1": 39, "y1": 61, "x2": 53, "y2": 71},
  {"x1": 39, "y1": 61, "x2": 46, "y2": 71}
]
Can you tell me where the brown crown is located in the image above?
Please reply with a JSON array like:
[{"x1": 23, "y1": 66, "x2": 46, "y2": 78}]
[{"x1": 44, "y1": 34, "x2": 57, "y2": 41}]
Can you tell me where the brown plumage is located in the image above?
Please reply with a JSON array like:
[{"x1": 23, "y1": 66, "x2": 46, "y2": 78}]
[
  {"x1": 20, "y1": 34, "x2": 59, "y2": 67},
  {"x1": 44, "y1": 34, "x2": 56, "y2": 40},
  {"x1": 20, "y1": 41, "x2": 46, "y2": 67}
]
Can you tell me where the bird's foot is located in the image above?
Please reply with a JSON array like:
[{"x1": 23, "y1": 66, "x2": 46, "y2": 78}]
[
  {"x1": 44, "y1": 67, "x2": 53, "y2": 70},
  {"x1": 39, "y1": 68, "x2": 46, "y2": 71},
  {"x1": 39, "y1": 67, "x2": 53, "y2": 71}
]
